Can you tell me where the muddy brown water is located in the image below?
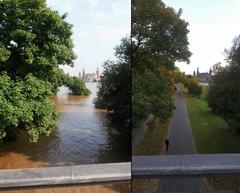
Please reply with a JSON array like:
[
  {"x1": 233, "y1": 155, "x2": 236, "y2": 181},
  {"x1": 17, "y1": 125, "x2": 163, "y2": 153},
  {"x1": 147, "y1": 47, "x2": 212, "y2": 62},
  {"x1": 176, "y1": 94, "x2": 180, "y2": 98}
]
[{"x1": 0, "y1": 82, "x2": 130, "y2": 193}]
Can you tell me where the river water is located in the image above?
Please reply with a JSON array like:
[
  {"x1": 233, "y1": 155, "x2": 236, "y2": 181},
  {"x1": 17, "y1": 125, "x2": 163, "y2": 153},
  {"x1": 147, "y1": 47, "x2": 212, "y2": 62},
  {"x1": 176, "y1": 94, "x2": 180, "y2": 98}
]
[
  {"x1": 0, "y1": 82, "x2": 130, "y2": 193},
  {"x1": 0, "y1": 82, "x2": 130, "y2": 169}
]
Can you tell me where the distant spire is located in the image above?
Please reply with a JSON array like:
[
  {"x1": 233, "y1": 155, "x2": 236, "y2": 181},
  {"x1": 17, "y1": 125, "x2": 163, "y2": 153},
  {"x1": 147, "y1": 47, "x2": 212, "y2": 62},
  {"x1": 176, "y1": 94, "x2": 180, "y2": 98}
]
[
  {"x1": 197, "y1": 67, "x2": 199, "y2": 76},
  {"x1": 193, "y1": 70, "x2": 196, "y2": 76},
  {"x1": 96, "y1": 67, "x2": 99, "y2": 76},
  {"x1": 78, "y1": 71, "x2": 81, "y2": 78},
  {"x1": 82, "y1": 68, "x2": 85, "y2": 77},
  {"x1": 209, "y1": 67, "x2": 212, "y2": 75}
]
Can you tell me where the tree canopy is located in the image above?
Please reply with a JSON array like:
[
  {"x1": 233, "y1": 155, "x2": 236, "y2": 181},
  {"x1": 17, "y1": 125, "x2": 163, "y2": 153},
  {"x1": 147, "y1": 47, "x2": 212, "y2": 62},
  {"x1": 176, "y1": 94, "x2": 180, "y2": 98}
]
[
  {"x1": 207, "y1": 35, "x2": 240, "y2": 132},
  {"x1": 0, "y1": 73, "x2": 59, "y2": 142},
  {"x1": 132, "y1": 0, "x2": 191, "y2": 72},
  {"x1": 184, "y1": 75, "x2": 202, "y2": 97},
  {"x1": 0, "y1": 0, "x2": 89, "y2": 142},
  {"x1": 0, "y1": 0, "x2": 76, "y2": 83},
  {"x1": 67, "y1": 76, "x2": 90, "y2": 95},
  {"x1": 132, "y1": 0, "x2": 191, "y2": 127},
  {"x1": 95, "y1": 37, "x2": 131, "y2": 138}
]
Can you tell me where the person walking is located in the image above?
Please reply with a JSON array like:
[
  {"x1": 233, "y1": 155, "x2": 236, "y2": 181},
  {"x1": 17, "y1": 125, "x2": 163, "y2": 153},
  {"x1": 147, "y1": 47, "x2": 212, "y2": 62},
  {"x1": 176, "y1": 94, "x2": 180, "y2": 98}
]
[{"x1": 165, "y1": 139, "x2": 170, "y2": 152}]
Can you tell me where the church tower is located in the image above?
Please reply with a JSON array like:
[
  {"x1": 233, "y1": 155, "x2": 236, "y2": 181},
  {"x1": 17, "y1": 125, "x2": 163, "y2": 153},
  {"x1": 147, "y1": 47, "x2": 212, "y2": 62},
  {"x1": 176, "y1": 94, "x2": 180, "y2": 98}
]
[
  {"x1": 96, "y1": 67, "x2": 99, "y2": 77},
  {"x1": 82, "y1": 68, "x2": 85, "y2": 78},
  {"x1": 197, "y1": 67, "x2": 199, "y2": 76},
  {"x1": 209, "y1": 67, "x2": 212, "y2": 76}
]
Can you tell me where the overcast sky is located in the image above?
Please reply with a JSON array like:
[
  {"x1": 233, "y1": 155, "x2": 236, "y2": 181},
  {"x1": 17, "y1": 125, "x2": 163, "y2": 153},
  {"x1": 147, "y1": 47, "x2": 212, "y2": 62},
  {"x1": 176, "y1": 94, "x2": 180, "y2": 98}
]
[
  {"x1": 164, "y1": 0, "x2": 240, "y2": 75},
  {"x1": 46, "y1": 0, "x2": 130, "y2": 76}
]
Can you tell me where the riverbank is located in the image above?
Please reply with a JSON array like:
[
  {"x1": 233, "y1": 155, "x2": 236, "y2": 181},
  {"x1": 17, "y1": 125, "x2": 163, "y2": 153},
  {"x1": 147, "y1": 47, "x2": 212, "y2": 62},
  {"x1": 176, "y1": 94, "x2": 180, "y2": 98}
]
[
  {"x1": 184, "y1": 85, "x2": 240, "y2": 190},
  {"x1": 133, "y1": 118, "x2": 170, "y2": 193},
  {"x1": 133, "y1": 118, "x2": 169, "y2": 155},
  {"x1": 132, "y1": 114, "x2": 153, "y2": 151}
]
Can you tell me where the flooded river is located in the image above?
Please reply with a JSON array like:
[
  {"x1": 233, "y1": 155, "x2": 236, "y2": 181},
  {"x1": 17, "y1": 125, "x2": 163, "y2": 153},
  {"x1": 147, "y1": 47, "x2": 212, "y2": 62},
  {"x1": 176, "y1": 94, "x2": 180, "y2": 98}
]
[
  {"x1": 0, "y1": 82, "x2": 130, "y2": 193},
  {"x1": 0, "y1": 82, "x2": 130, "y2": 168}
]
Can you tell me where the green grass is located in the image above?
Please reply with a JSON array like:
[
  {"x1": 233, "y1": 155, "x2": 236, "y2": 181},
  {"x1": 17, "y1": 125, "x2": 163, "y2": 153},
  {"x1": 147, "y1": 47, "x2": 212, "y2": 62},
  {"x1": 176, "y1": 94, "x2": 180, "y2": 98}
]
[
  {"x1": 185, "y1": 85, "x2": 240, "y2": 190},
  {"x1": 200, "y1": 85, "x2": 208, "y2": 100},
  {"x1": 185, "y1": 86, "x2": 240, "y2": 153}
]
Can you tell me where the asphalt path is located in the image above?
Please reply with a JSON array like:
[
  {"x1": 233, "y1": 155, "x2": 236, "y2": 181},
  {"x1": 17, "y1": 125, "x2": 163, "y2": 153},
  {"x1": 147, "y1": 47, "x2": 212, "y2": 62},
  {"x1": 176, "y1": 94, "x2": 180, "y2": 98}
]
[{"x1": 156, "y1": 88, "x2": 203, "y2": 193}]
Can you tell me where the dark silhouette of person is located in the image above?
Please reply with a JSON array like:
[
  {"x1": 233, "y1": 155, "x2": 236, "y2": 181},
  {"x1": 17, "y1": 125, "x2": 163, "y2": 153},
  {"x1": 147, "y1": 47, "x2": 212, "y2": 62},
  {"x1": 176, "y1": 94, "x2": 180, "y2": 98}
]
[{"x1": 165, "y1": 139, "x2": 169, "y2": 152}]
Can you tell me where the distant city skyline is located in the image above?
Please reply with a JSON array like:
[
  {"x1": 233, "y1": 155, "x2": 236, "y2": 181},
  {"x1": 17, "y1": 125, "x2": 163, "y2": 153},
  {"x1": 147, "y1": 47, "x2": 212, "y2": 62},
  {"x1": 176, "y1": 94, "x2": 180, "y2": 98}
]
[
  {"x1": 164, "y1": 0, "x2": 240, "y2": 75},
  {"x1": 46, "y1": 0, "x2": 130, "y2": 76},
  {"x1": 78, "y1": 66, "x2": 99, "y2": 77}
]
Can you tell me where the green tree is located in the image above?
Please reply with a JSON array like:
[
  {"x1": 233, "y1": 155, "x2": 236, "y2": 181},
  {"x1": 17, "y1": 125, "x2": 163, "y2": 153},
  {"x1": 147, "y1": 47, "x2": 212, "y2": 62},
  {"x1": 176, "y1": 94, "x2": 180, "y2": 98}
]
[
  {"x1": 184, "y1": 76, "x2": 202, "y2": 97},
  {"x1": 0, "y1": 0, "x2": 89, "y2": 142},
  {"x1": 132, "y1": 0, "x2": 191, "y2": 72},
  {"x1": 0, "y1": 73, "x2": 59, "y2": 142},
  {"x1": 132, "y1": 0, "x2": 191, "y2": 127},
  {"x1": 207, "y1": 36, "x2": 240, "y2": 132},
  {"x1": 172, "y1": 67, "x2": 186, "y2": 83},
  {"x1": 133, "y1": 69, "x2": 174, "y2": 126},
  {"x1": 67, "y1": 76, "x2": 90, "y2": 95},
  {"x1": 0, "y1": 0, "x2": 76, "y2": 84},
  {"x1": 212, "y1": 62, "x2": 223, "y2": 75},
  {"x1": 95, "y1": 37, "x2": 131, "y2": 137}
]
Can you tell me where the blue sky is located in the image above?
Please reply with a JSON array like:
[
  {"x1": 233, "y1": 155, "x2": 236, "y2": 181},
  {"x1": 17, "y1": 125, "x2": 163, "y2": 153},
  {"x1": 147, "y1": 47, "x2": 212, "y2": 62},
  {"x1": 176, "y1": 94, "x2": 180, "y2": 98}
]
[
  {"x1": 46, "y1": 0, "x2": 130, "y2": 76},
  {"x1": 164, "y1": 0, "x2": 240, "y2": 74}
]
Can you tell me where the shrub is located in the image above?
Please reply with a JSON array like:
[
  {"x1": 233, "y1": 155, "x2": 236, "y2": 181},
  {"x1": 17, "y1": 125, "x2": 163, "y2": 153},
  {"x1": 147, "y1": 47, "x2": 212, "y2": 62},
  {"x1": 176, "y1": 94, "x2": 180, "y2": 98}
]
[
  {"x1": 67, "y1": 77, "x2": 90, "y2": 95},
  {"x1": 184, "y1": 76, "x2": 202, "y2": 97},
  {"x1": 0, "y1": 73, "x2": 59, "y2": 142}
]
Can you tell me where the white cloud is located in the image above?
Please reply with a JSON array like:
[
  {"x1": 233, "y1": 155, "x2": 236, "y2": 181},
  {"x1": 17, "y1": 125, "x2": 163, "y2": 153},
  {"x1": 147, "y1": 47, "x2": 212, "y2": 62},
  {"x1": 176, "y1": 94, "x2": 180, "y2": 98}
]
[
  {"x1": 75, "y1": 25, "x2": 129, "y2": 42},
  {"x1": 110, "y1": 1, "x2": 130, "y2": 17},
  {"x1": 84, "y1": 0, "x2": 99, "y2": 8},
  {"x1": 90, "y1": 12, "x2": 110, "y2": 20},
  {"x1": 47, "y1": 0, "x2": 81, "y2": 13},
  {"x1": 46, "y1": 0, "x2": 56, "y2": 6},
  {"x1": 232, "y1": 0, "x2": 240, "y2": 4},
  {"x1": 45, "y1": 0, "x2": 130, "y2": 75}
]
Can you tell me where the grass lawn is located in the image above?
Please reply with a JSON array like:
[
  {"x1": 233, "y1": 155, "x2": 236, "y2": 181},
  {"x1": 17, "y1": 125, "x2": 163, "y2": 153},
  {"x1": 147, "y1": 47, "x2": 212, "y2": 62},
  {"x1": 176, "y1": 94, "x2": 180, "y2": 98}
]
[
  {"x1": 185, "y1": 85, "x2": 240, "y2": 190},
  {"x1": 133, "y1": 118, "x2": 170, "y2": 193}
]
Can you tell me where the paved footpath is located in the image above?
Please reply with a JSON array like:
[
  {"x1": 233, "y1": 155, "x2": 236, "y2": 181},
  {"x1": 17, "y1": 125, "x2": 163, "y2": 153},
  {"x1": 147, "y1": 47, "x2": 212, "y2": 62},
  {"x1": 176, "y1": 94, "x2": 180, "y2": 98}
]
[{"x1": 156, "y1": 89, "x2": 203, "y2": 193}]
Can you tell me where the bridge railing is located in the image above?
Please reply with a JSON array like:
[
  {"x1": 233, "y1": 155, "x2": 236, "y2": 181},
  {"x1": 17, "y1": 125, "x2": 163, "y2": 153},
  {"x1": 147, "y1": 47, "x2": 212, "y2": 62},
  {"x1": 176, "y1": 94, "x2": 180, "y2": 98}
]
[
  {"x1": 132, "y1": 154, "x2": 240, "y2": 178},
  {"x1": 132, "y1": 154, "x2": 240, "y2": 192},
  {"x1": 0, "y1": 162, "x2": 131, "y2": 190}
]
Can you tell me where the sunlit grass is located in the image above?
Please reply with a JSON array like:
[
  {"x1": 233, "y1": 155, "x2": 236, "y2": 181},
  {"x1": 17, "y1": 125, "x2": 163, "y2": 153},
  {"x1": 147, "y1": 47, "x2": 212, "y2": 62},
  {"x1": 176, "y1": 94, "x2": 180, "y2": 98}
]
[{"x1": 185, "y1": 85, "x2": 240, "y2": 190}]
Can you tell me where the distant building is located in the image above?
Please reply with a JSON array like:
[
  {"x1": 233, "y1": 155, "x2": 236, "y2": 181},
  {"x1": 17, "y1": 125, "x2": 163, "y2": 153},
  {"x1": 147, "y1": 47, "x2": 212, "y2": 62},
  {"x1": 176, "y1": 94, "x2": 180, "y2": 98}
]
[
  {"x1": 194, "y1": 67, "x2": 213, "y2": 83},
  {"x1": 80, "y1": 67, "x2": 100, "y2": 82}
]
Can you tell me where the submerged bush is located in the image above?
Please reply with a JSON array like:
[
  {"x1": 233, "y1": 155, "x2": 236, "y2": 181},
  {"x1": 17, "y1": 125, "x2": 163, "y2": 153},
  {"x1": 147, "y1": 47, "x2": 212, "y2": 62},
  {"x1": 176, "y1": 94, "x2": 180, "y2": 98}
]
[
  {"x1": 67, "y1": 76, "x2": 90, "y2": 95},
  {"x1": 0, "y1": 73, "x2": 59, "y2": 142}
]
